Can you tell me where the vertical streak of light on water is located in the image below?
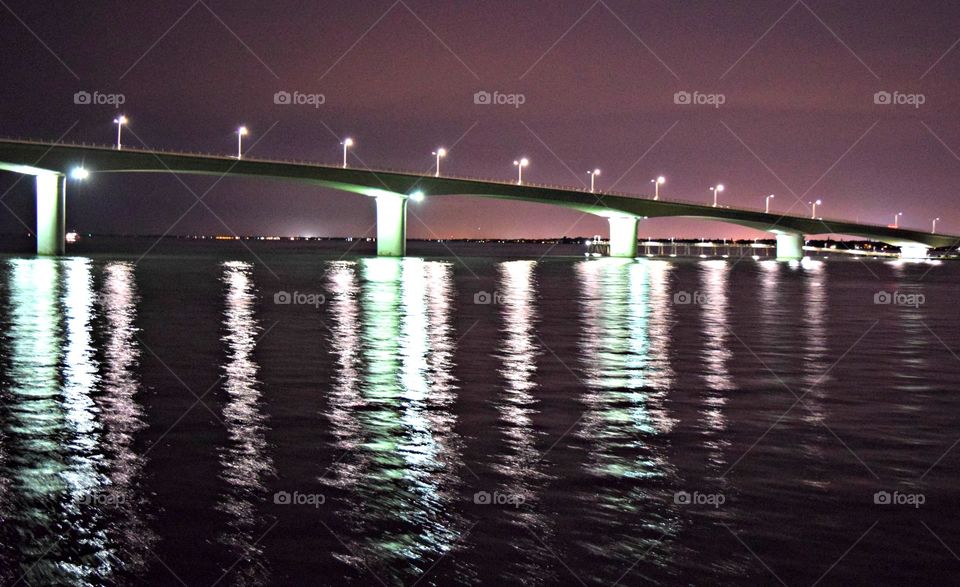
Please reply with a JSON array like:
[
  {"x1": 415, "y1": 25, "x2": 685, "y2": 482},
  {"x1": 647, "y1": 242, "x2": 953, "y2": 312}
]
[
  {"x1": 699, "y1": 260, "x2": 732, "y2": 471},
  {"x1": 325, "y1": 258, "x2": 464, "y2": 582},
  {"x1": 0, "y1": 259, "x2": 105, "y2": 583},
  {"x1": 218, "y1": 261, "x2": 275, "y2": 586},
  {"x1": 573, "y1": 258, "x2": 678, "y2": 581},
  {"x1": 801, "y1": 259, "x2": 828, "y2": 426},
  {"x1": 95, "y1": 261, "x2": 156, "y2": 576},
  {"x1": 494, "y1": 260, "x2": 553, "y2": 582}
]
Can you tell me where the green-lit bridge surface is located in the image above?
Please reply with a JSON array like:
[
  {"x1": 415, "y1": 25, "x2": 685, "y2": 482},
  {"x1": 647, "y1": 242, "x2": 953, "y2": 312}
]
[{"x1": 1, "y1": 138, "x2": 956, "y2": 258}]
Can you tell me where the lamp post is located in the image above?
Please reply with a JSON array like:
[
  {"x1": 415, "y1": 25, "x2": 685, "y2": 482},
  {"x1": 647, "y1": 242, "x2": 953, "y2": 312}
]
[
  {"x1": 341, "y1": 138, "x2": 354, "y2": 168},
  {"x1": 113, "y1": 115, "x2": 128, "y2": 150},
  {"x1": 811, "y1": 199, "x2": 821, "y2": 219},
  {"x1": 765, "y1": 194, "x2": 775, "y2": 214},
  {"x1": 894, "y1": 212, "x2": 903, "y2": 228},
  {"x1": 710, "y1": 184, "x2": 724, "y2": 207},
  {"x1": 236, "y1": 126, "x2": 248, "y2": 159},
  {"x1": 513, "y1": 158, "x2": 529, "y2": 185},
  {"x1": 933, "y1": 217, "x2": 941, "y2": 234},
  {"x1": 652, "y1": 176, "x2": 665, "y2": 200},
  {"x1": 432, "y1": 148, "x2": 446, "y2": 177},
  {"x1": 588, "y1": 169, "x2": 600, "y2": 193}
]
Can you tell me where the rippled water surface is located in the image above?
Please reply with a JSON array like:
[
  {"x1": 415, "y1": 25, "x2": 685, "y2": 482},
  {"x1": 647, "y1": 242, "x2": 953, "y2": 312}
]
[{"x1": 1, "y1": 241, "x2": 960, "y2": 585}]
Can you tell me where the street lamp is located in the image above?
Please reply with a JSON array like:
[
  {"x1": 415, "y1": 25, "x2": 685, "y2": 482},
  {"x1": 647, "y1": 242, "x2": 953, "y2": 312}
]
[
  {"x1": 236, "y1": 126, "x2": 248, "y2": 159},
  {"x1": 933, "y1": 217, "x2": 941, "y2": 234},
  {"x1": 710, "y1": 184, "x2": 724, "y2": 207},
  {"x1": 113, "y1": 115, "x2": 128, "y2": 150},
  {"x1": 588, "y1": 169, "x2": 600, "y2": 193},
  {"x1": 811, "y1": 199, "x2": 822, "y2": 219},
  {"x1": 765, "y1": 194, "x2": 775, "y2": 213},
  {"x1": 432, "y1": 148, "x2": 447, "y2": 177},
  {"x1": 514, "y1": 158, "x2": 529, "y2": 185},
  {"x1": 893, "y1": 212, "x2": 903, "y2": 228},
  {"x1": 410, "y1": 190, "x2": 425, "y2": 202},
  {"x1": 341, "y1": 138, "x2": 354, "y2": 168},
  {"x1": 70, "y1": 167, "x2": 89, "y2": 180},
  {"x1": 652, "y1": 176, "x2": 665, "y2": 200}
]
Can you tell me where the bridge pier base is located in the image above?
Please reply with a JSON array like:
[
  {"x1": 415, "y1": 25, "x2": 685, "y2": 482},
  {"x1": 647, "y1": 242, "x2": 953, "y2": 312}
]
[
  {"x1": 775, "y1": 233, "x2": 804, "y2": 261},
  {"x1": 36, "y1": 173, "x2": 65, "y2": 256},
  {"x1": 608, "y1": 216, "x2": 639, "y2": 258},
  {"x1": 899, "y1": 245, "x2": 930, "y2": 259},
  {"x1": 375, "y1": 194, "x2": 408, "y2": 257}
]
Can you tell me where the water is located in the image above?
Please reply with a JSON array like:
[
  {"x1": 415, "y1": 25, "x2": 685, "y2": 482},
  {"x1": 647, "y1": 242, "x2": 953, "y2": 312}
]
[{"x1": 1, "y1": 240, "x2": 959, "y2": 585}]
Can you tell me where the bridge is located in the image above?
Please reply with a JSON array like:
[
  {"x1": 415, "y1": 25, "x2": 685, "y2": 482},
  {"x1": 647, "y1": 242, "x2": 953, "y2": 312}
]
[{"x1": 1, "y1": 138, "x2": 955, "y2": 260}]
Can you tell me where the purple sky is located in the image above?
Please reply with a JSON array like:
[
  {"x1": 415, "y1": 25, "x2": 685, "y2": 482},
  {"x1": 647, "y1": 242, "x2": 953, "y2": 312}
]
[{"x1": 1, "y1": 0, "x2": 958, "y2": 239}]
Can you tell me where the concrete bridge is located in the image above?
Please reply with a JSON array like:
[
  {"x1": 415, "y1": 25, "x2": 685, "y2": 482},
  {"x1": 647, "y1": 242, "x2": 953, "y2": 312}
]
[{"x1": 0, "y1": 138, "x2": 955, "y2": 259}]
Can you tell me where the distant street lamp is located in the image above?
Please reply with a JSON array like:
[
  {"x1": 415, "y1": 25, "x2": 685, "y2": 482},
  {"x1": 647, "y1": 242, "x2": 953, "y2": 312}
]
[
  {"x1": 652, "y1": 176, "x2": 665, "y2": 200},
  {"x1": 113, "y1": 115, "x2": 128, "y2": 150},
  {"x1": 588, "y1": 169, "x2": 600, "y2": 193},
  {"x1": 514, "y1": 158, "x2": 529, "y2": 185},
  {"x1": 811, "y1": 199, "x2": 822, "y2": 219},
  {"x1": 765, "y1": 194, "x2": 775, "y2": 214},
  {"x1": 894, "y1": 212, "x2": 903, "y2": 228},
  {"x1": 341, "y1": 137, "x2": 354, "y2": 168},
  {"x1": 710, "y1": 184, "x2": 724, "y2": 208},
  {"x1": 432, "y1": 148, "x2": 447, "y2": 177},
  {"x1": 933, "y1": 217, "x2": 941, "y2": 234},
  {"x1": 236, "y1": 126, "x2": 248, "y2": 159}
]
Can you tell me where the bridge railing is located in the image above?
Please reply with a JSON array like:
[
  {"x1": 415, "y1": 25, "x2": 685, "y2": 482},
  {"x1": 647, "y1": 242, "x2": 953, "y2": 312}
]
[{"x1": 0, "y1": 136, "x2": 916, "y2": 233}]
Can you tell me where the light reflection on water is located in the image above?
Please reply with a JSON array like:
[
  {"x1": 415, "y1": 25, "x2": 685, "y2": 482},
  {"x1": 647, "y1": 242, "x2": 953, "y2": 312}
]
[
  {"x1": 0, "y1": 252, "x2": 959, "y2": 585},
  {"x1": 573, "y1": 258, "x2": 679, "y2": 582},
  {"x1": 0, "y1": 258, "x2": 152, "y2": 584},
  {"x1": 322, "y1": 258, "x2": 466, "y2": 582},
  {"x1": 218, "y1": 260, "x2": 276, "y2": 585}
]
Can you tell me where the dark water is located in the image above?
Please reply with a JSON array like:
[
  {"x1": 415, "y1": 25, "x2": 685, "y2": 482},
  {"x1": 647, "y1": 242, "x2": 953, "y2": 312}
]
[{"x1": 1, "y1": 240, "x2": 960, "y2": 586}]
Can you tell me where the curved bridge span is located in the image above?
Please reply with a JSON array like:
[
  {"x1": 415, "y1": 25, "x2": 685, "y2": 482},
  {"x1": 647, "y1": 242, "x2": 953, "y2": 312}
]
[{"x1": 1, "y1": 139, "x2": 955, "y2": 258}]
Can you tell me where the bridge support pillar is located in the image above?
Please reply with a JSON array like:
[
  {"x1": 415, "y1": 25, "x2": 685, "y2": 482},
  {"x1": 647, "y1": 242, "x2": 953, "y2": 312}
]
[
  {"x1": 899, "y1": 245, "x2": 930, "y2": 259},
  {"x1": 375, "y1": 194, "x2": 407, "y2": 257},
  {"x1": 36, "y1": 173, "x2": 66, "y2": 256},
  {"x1": 608, "y1": 216, "x2": 639, "y2": 258},
  {"x1": 775, "y1": 233, "x2": 804, "y2": 261}
]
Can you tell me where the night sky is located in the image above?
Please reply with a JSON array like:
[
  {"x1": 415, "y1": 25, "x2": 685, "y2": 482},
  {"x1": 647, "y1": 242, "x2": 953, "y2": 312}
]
[{"x1": 1, "y1": 0, "x2": 958, "y2": 240}]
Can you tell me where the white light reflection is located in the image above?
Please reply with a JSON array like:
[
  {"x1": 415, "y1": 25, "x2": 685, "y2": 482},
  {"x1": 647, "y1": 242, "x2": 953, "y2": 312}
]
[
  {"x1": 698, "y1": 260, "x2": 733, "y2": 470},
  {"x1": 495, "y1": 261, "x2": 544, "y2": 486},
  {"x1": 95, "y1": 261, "x2": 156, "y2": 573},
  {"x1": 1, "y1": 259, "x2": 108, "y2": 583},
  {"x1": 218, "y1": 261, "x2": 275, "y2": 585},
  {"x1": 801, "y1": 260, "x2": 827, "y2": 426},
  {"x1": 573, "y1": 258, "x2": 678, "y2": 566},
  {"x1": 493, "y1": 259, "x2": 551, "y2": 564},
  {"x1": 323, "y1": 258, "x2": 464, "y2": 581}
]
